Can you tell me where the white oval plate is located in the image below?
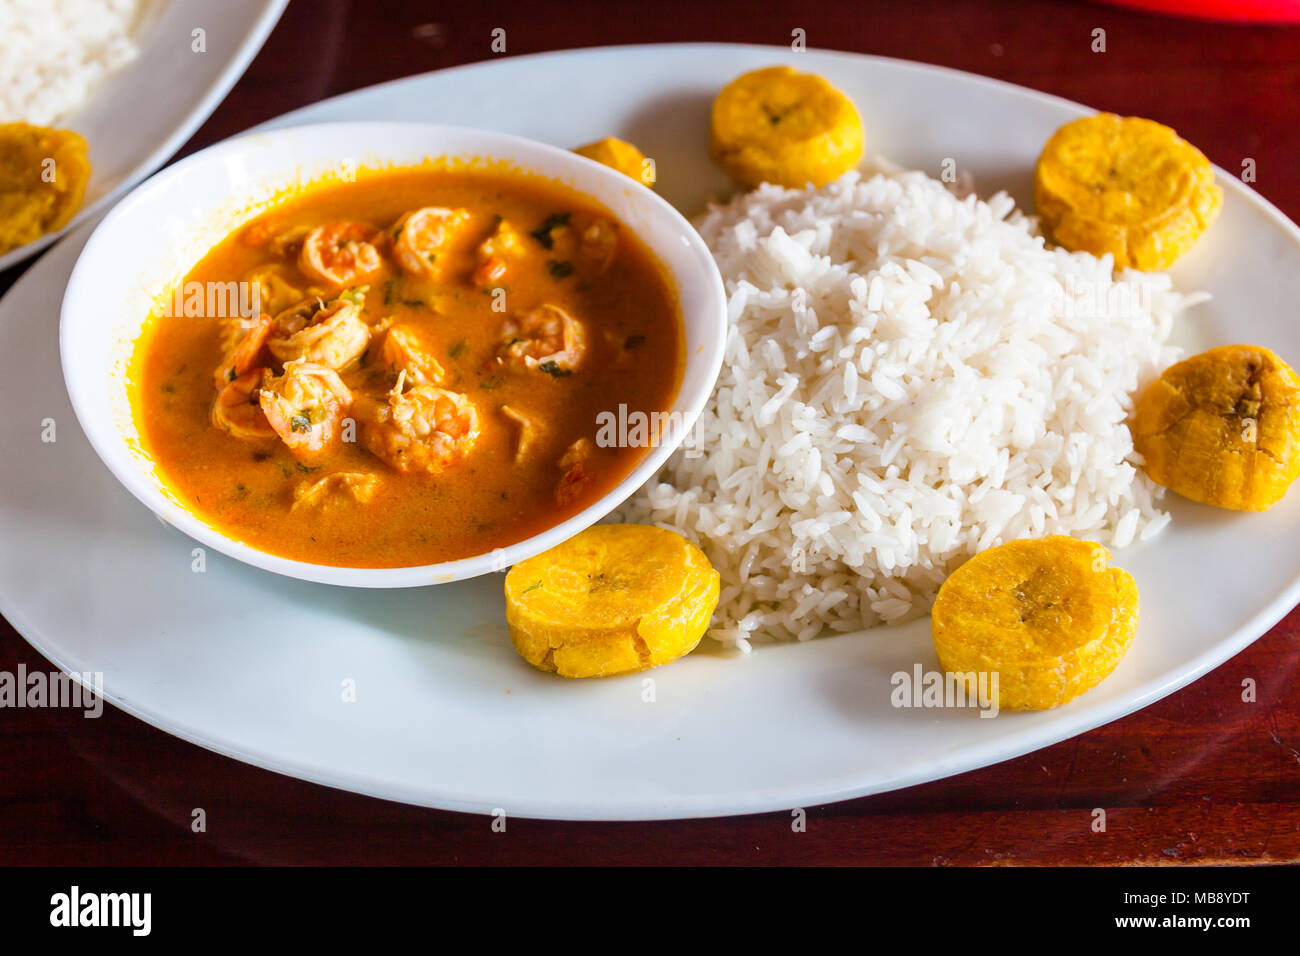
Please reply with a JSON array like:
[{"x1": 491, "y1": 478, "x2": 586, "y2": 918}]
[
  {"x1": 0, "y1": 0, "x2": 287, "y2": 272},
  {"x1": 4, "y1": 44, "x2": 1299, "y2": 820}
]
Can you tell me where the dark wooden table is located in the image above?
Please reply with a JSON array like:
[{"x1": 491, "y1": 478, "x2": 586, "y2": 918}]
[{"x1": 3, "y1": 0, "x2": 1299, "y2": 866}]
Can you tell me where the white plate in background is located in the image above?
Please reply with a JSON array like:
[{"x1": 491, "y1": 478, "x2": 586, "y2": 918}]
[{"x1": 0, "y1": 0, "x2": 287, "y2": 272}]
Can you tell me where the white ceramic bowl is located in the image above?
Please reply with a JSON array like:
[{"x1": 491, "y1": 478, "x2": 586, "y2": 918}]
[{"x1": 61, "y1": 122, "x2": 727, "y2": 587}]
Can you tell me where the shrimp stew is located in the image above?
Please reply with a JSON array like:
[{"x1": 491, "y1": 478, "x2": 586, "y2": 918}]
[{"x1": 128, "y1": 167, "x2": 683, "y2": 567}]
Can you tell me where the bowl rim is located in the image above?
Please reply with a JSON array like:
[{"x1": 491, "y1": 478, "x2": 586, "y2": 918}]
[{"x1": 60, "y1": 120, "x2": 728, "y2": 588}]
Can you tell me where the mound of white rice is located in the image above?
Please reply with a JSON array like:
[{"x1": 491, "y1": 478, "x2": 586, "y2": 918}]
[
  {"x1": 0, "y1": 0, "x2": 147, "y2": 126},
  {"x1": 620, "y1": 165, "x2": 1206, "y2": 651}
]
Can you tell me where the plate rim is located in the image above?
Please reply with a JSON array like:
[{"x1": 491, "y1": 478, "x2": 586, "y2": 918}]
[
  {"x1": 4, "y1": 41, "x2": 1300, "y2": 820},
  {"x1": 0, "y1": 0, "x2": 289, "y2": 272}
]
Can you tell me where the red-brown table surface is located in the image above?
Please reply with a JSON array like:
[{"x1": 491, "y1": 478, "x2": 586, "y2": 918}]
[{"x1": 2, "y1": 0, "x2": 1299, "y2": 866}]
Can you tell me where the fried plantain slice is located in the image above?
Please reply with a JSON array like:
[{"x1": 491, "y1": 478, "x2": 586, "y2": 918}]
[
  {"x1": 504, "y1": 524, "x2": 720, "y2": 678},
  {"x1": 709, "y1": 65, "x2": 864, "y2": 189},
  {"x1": 1132, "y1": 344, "x2": 1300, "y2": 511},
  {"x1": 1034, "y1": 113, "x2": 1221, "y2": 271},
  {"x1": 931, "y1": 536, "x2": 1139, "y2": 710},
  {"x1": 0, "y1": 123, "x2": 91, "y2": 254},
  {"x1": 573, "y1": 137, "x2": 656, "y2": 187}
]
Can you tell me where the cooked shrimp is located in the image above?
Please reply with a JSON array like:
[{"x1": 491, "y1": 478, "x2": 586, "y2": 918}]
[
  {"x1": 298, "y1": 221, "x2": 384, "y2": 287},
  {"x1": 498, "y1": 304, "x2": 586, "y2": 372},
  {"x1": 214, "y1": 313, "x2": 273, "y2": 389},
  {"x1": 472, "y1": 218, "x2": 524, "y2": 287},
  {"x1": 556, "y1": 437, "x2": 594, "y2": 506},
  {"x1": 358, "y1": 373, "x2": 480, "y2": 474},
  {"x1": 270, "y1": 296, "x2": 324, "y2": 334},
  {"x1": 259, "y1": 359, "x2": 352, "y2": 457},
  {"x1": 580, "y1": 218, "x2": 618, "y2": 273},
  {"x1": 391, "y1": 206, "x2": 470, "y2": 279},
  {"x1": 382, "y1": 325, "x2": 445, "y2": 386},
  {"x1": 268, "y1": 296, "x2": 370, "y2": 370},
  {"x1": 212, "y1": 368, "x2": 276, "y2": 440},
  {"x1": 291, "y1": 472, "x2": 379, "y2": 512}
]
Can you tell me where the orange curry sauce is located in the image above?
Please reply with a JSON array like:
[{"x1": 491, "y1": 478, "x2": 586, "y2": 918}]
[{"x1": 128, "y1": 168, "x2": 683, "y2": 568}]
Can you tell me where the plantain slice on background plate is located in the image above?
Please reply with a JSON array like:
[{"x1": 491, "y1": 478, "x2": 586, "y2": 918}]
[
  {"x1": 1034, "y1": 112, "x2": 1221, "y2": 271},
  {"x1": 504, "y1": 524, "x2": 720, "y2": 678},
  {"x1": 573, "y1": 136, "x2": 656, "y2": 187},
  {"x1": 931, "y1": 536, "x2": 1139, "y2": 711},
  {"x1": 709, "y1": 65, "x2": 863, "y2": 189},
  {"x1": 1133, "y1": 344, "x2": 1300, "y2": 511},
  {"x1": 0, "y1": 122, "x2": 91, "y2": 254}
]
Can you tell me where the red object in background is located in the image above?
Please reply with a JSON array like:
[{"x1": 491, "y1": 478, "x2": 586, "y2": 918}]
[{"x1": 1100, "y1": 0, "x2": 1300, "y2": 22}]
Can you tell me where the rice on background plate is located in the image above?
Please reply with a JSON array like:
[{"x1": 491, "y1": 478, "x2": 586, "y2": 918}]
[
  {"x1": 0, "y1": 0, "x2": 149, "y2": 126},
  {"x1": 620, "y1": 162, "x2": 1206, "y2": 652}
]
